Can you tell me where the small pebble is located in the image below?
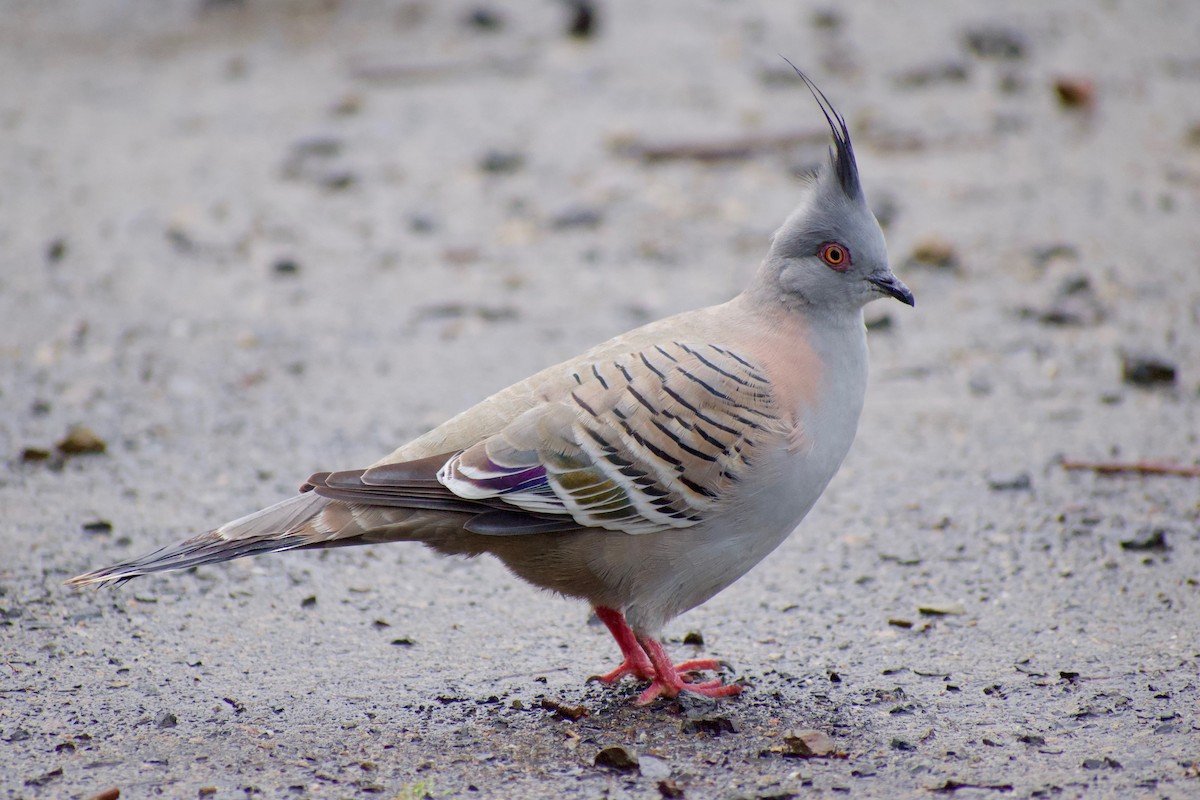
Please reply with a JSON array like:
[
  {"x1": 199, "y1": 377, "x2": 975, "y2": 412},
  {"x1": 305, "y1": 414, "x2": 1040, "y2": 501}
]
[
  {"x1": 1054, "y1": 77, "x2": 1095, "y2": 110},
  {"x1": 550, "y1": 207, "x2": 604, "y2": 230},
  {"x1": 907, "y1": 238, "x2": 959, "y2": 270},
  {"x1": 156, "y1": 711, "x2": 178, "y2": 729},
  {"x1": 564, "y1": 0, "x2": 597, "y2": 39},
  {"x1": 479, "y1": 150, "x2": 524, "y2": 174},
  {"x1": 57, "y1": 425, "x2": 107, "y2": 455},
  {"x1": 681, "y1": 631, "x2": 704, "y2": 646},
  {"x1": 1121, "y1": 354, "x2": 1176, "y2": 387},
  {"x1": 24, "y1": 768, "x2": 63, "y2": 787},
  {"x1": 594, "y1": 745, "x2": 639, "y2": 771},
  {"x1": 541, "y1": 698, "x2": 588, "y2": 721},
  {"x1": 330, "y1": 93, "x2": 362, "y2": 116},
  {"x1": 1185, "y1": 123, "x2": 1200, "y2": 149},
  {"x1": 964, "y1": 25, "x2": 1027, "y2": 60},
  {"x1": 1030, "y1": 243, "x2": 1079, "y2": 266},
  {"x1": 811, "y1": 9, "x2": 842, "y2": 30},
  {"x1": 464, "y1": 6, "x2": 504, "y2": 31},
  {"x1": 894, "y1": 61, "x2": 969, "y2": 88},
  {"x1": 319, "y1": 171, "x2": 356, "y2": 191},
  {"x1": 46, "y1": 238, "x2": 67, "y2": 263},
  {"x1": 409, "y1": 214, "x2": 437, "y2": 234},
  {"x1": 20, "y1": 447, "x2": 52, "y2": 463},
  {"x1": 658, "y1": 779, "x2": 685, "y2": 799},
  {"x1": 781, "y1": 729, "x2": 836, "y2": 757},
  {"x1": 1119, "y1": 528, "x2": 1169, "y2": 552},
  {"x1": 918, "y1": 602, "x2": 966, "y2": 616},
  {"x1": 1020, "y1": 273, "x2": 1106, "y2": 327},
  {"x1": 288, "y1": 136, "x2": 341, "y2": 160},
  {"x1": 680, "y1": 716, "x2": 736, "y2": 736},
  {"x1": 986, "y1": 471, "x2": 1031, "y2": 491}
]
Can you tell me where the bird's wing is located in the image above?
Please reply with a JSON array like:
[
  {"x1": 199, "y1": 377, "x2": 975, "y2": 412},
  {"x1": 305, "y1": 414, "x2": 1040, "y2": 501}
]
[{"x1": 345, "y1": 340, "x2": 790, "y2": 535}]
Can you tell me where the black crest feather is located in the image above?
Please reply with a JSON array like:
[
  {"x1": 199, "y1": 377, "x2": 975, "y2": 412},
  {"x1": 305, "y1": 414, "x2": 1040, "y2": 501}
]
[{"x1": 781, "y1": 58, "x2": 862, "y2": 200}]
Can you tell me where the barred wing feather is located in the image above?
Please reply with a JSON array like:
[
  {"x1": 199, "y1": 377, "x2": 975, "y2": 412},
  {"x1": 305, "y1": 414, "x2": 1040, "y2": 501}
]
[{"x1": 439, "y1": 341, "x2": 785, "y2": 534}]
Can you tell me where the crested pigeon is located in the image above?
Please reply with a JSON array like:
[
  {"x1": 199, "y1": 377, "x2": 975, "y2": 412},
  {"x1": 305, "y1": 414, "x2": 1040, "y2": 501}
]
[{"x1": 70, "y1": 69, "x2": 913, "y2": 706}]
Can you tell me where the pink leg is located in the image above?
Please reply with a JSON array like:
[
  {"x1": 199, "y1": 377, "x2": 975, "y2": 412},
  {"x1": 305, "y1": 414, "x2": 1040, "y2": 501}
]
[
  {"x1": 589, "y1": 606, "x2": 655, "y2": 683},
  {"x1": 633, "y1": 635, "x2": 742, "y2": 706}
]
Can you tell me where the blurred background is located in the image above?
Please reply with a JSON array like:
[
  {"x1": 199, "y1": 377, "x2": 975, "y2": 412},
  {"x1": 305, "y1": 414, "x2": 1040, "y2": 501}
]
[{"x1": 1, "y1": 1, "x2": 1197, "y2": 798}]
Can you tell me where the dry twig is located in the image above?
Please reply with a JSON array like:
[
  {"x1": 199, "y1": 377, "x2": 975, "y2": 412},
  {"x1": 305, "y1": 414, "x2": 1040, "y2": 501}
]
[{"x1": 1060, "y1": 459, "x2": 1200, "y2": 478}]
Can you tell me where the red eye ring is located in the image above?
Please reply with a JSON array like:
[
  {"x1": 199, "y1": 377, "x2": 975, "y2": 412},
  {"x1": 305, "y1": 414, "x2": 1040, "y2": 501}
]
[{"x1": 819, "y1": 242, "x2": 851, "y2": 271}]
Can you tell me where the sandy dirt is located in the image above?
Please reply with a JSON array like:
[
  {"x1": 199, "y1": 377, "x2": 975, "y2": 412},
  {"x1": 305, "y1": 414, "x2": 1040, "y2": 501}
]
[{"x1": 2, "y1": 1, "x2": 1198, "y2": 798}]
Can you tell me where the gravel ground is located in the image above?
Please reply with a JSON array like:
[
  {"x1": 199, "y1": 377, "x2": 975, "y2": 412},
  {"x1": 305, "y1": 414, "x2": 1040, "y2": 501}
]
[{"x1": 2, "y1": 2, "x2": 1198, "y2": 798}]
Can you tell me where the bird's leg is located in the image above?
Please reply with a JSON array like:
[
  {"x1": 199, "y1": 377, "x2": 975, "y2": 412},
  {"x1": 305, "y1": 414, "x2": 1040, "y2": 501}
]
[
  {"x1": 588, "y1": 606, "x2": 655, "y2": 683},
  {"x1": 633, "y1": 635, "x2": 742, "y2": 706}
]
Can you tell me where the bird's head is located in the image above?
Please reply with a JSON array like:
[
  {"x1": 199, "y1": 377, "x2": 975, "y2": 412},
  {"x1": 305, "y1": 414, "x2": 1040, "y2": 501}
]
[{"x1": 761, "y1": 65, "x2": 913, "y2": 314}]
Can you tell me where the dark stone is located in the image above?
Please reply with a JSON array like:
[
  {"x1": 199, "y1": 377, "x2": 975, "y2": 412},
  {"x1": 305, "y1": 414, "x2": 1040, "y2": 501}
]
[
  {"x1": 564, "y1": 0, "x2": 597, "y2": 39},
  {"x1": 964, "y1": 26, "x2": 1027, "y2": 60},
  {"x1": 46, "y1": 238, "x2": 67, "y2": 263},
  {"x1": 24, "y1": 768, "x2": 63, "y2": 787},
  {"x1": 479, "y1": 150, "x2": 524, "y2": 174},
  {"x1": 594, "y1": 745, "x2": 639, "y2": 771},
  {"x1": 1120, "y1": 529, "x2": 1169, "y2": 552},
  {"x1": 680, "y1": 716, "x2": 736, "y2": 736},
  {"x1": 987, "y1": 471, "x2": 1031, "y2": 491},
  {"x1": 464, "y1": 7, "x2": 504, "y2": 31},
  {"x1": 1121, "y1": 354, "x2": 1176, "y2": 387}
]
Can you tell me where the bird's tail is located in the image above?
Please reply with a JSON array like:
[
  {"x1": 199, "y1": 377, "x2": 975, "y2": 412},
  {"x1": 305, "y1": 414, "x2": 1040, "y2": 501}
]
[
  {"x1": 65, "y1": 492, "x2": 337, "y2": 587},
  {"x1": 65, "y1": 483, "x2": 487, "y2": 587}
]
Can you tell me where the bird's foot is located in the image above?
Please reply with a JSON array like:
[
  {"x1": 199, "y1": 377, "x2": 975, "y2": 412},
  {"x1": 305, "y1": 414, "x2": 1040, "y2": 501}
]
[
  {"x1": 633, "y1": 638, "x2": 741, "y2": 706},
  {"x1": 591, "y1": 607, "x2": 741, "y2": 704}
]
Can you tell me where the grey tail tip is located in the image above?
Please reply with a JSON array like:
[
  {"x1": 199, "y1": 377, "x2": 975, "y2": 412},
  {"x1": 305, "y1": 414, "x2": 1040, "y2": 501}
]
[
  {"x1": 65, "y1": 570, "x2": 139, "y2": 589},
  {"x1": 778, "y1": 56, "x2": 861, "y2": 199},
  {"x1": 65, "y1": 529, "x2": 308, "y2": 589}
]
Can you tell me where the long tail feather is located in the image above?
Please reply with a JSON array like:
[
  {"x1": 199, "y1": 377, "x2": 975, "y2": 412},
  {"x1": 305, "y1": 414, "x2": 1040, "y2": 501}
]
[{"x1": 66, "y1": 492, "x2": 332, "y2": 587}]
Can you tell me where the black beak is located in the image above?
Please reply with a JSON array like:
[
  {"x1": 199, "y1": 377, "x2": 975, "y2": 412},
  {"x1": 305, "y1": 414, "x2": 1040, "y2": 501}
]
[{"x1": 867, "y1": 272, "x2": 915, "y2": 306}]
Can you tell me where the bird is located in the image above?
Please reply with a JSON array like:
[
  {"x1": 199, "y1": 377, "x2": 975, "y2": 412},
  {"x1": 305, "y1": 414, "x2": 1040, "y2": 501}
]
[{"x1": 69, "y1": 67, "x2": 913, "y2": 706}]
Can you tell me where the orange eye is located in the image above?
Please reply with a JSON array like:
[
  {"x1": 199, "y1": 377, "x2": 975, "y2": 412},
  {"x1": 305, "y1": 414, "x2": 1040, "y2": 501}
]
[{"x1": 819, "y1": 242, "x2": 850, "y2": 270}]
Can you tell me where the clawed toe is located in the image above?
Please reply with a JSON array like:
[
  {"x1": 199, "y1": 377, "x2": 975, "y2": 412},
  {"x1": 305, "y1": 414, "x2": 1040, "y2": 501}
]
[
  {"x1": 673, "y1": 657, "x2": 731, "y2": 675},
  {"x1": 588, "y1": 659, "x2": 654, "y2": 685}
]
